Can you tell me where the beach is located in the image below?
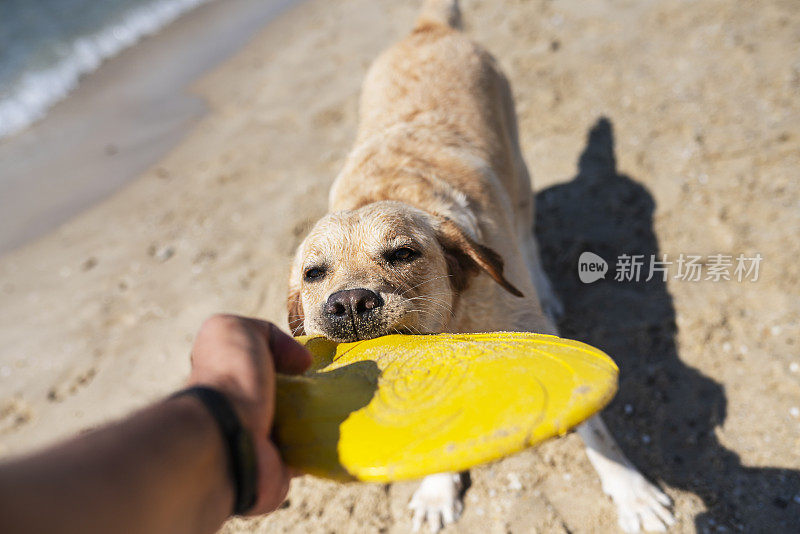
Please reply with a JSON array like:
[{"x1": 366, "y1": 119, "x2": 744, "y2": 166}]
[
  {"x1": 0, "y1": 0, "x2": 297, "y2": 254},
  {"x1": 1, "y1": 0, "x2": 799, "y2": 532}
]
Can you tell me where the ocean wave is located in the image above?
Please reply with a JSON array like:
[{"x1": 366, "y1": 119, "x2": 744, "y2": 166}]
[{"x1": 0, "y1": 0, "x2": 213, "y2": 140}]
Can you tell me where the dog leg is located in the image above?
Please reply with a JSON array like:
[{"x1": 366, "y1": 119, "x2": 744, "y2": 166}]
[
  {"x1": 525, "y1": 235, "x2": 564, "y2": 322},
  {"x1": 578, "y1": 415, "x2": 675, "y2": 532},
  {"x1": 408, "y1": 472, "x2": 463, "y2": 533},
  {"x1": 534, "y1": 262, "x2": 563, "y2": 323}
]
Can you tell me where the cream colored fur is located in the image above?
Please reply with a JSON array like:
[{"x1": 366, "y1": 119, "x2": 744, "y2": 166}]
[{"x1": 290, "y1": 4, "x2": 556, "y2": 338}]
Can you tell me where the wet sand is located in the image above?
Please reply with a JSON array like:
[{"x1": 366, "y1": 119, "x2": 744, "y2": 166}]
[{"x1": 0, "y1": 0, "x2": 297, "y2": 255}]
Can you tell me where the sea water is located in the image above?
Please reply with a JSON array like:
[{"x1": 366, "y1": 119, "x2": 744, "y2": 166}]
[{"x1": 0, "y1": 0, "x2": 214, "y2": 140}]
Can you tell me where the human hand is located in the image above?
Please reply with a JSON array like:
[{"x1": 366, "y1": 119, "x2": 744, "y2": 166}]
[{"x1": 187, "y1": 314, "x2": 311, "y2": 514}]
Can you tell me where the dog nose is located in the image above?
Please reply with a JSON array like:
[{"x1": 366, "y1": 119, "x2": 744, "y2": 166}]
[{"x1": 325, "y1": 289, "x2": 383, "y2": 318}]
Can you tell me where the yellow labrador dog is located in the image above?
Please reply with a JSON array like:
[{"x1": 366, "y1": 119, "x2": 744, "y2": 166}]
[{"x1": 288, "y1": 1, "x2": 674, "y2": 531}]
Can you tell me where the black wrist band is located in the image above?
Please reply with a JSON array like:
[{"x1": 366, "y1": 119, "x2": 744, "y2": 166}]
[{"x1": 172, "y1": 386, "x2": 258, "y2": 515}]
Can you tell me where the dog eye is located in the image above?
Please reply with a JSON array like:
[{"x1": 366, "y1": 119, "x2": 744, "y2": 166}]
[
  {"x1": 304, "y1": 266, "x2": 326, "y2": 281},
  {"x1": 386, "y1": 247, "x2": 418, "y2": 263}
]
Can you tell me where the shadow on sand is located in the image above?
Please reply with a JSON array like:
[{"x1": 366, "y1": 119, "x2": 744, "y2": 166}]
[{"x1": 534, "y1": 118, "x2": 799, "y2": 531}]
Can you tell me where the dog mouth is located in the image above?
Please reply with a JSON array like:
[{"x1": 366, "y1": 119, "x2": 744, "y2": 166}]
[
  {"x1": 319, "y1": 311, "x2": 389, "y2": 343},
  {"x1": 322, "y1": 325, "x2": 421, "y2": 343},
  {"x1": 318, "y1": 308, "x2": 424, "y2": 343},
  {"x1": 315, "y1": 286, "x2": 441, "y2": 342}
]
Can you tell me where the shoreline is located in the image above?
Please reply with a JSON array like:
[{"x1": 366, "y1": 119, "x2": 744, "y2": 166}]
[{"x1": 0, "y1": 0, "x2": 299, "y2": 257}]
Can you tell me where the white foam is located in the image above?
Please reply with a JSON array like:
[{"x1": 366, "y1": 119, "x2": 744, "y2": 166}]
[{"x1": 0, "y1": 0, "x2": 213, "y2": 140}]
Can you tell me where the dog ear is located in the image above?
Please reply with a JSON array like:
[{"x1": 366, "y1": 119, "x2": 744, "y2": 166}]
[
  {"x1": 436, "y1": 218, "x2": 524, "y2": 297},
  {"x1": 287, "y1": 288, "x2": 306, "y2": 336}
]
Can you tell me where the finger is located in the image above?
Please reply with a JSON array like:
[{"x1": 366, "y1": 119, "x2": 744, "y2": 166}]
[
  {"x1": 199, "y1": 315, "x2": 279, "y2": 430},
  {"x1": 243, "y1": 318, "x2": 312, "y2": 375},
  {"x1": 248, "y1": 440, "x2": 291, "y2": 516},
  {"x1": 190, "y1": 315, "x2": 277, "y2": 392},
  {"x1": 267, "y1": 323, "x2": 312, "y2": 375}
]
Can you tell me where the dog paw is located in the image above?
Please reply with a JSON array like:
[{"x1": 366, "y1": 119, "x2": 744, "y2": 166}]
[
  {"x1": 606, "y1": 470, "x2": 675, "y2": 533},
  {"x1": 409, "y1": 473, "x2": 463, "y2": 533}
]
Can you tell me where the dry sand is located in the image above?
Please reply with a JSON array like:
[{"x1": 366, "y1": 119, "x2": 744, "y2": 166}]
[{"x1": 1, "y1": 0, "x2": 799, "y2": 532}]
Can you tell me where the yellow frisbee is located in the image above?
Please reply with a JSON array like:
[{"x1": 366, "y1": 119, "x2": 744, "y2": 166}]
[{"x1": 274, "y1": 332, "x2": 618, "y2": 482}]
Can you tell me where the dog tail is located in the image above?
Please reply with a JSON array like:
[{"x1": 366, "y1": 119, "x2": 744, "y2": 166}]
[{"x1": 415, "y1": 0, "x2": 462, "y2": 31}]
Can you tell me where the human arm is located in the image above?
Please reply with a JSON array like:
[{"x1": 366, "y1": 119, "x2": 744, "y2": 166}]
[{"x1": 0, "y1": 315, "x2": 311, "y2": 534}]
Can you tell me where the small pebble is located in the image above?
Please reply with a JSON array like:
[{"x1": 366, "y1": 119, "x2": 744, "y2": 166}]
[
  {"x1": 793, "y1": 494, "x2": 800, "y2": 504},
  {"x1": 722, "y1": 342, "x2": 731, "y2": 353},
  {"x1": 771, "y1": 325, "x2": 782, "y2": 336},
  {"x1": 789, "y1": 362, "x2": 799, "y2": 373},
  {"x1": 642, "y1": 434, "x2": 652, "y2": 444},
  {"x1": 154, "y1": 245, "x2": 175, "y2": 262},
  {"x1": 624, "y1": 404, "x2": 634, "y2": 415},
  {"x1": 563, "y1": 473, "x2": 572, "y2": 481},
  {"x1": 507, "y1": 473, "x2": 523, "y2": 491},
  {"x1": 790, "y1": 407, "x2": 799, "y2": 418},
  {"x1": 81, "y1": 257, "x2": 98, "y2": 271}
]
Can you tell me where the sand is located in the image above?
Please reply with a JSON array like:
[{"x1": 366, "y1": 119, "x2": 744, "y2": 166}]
[
  {"x1": 1, "y1": 0, "x2": 798, "y2": 532},
  {"x1": 0, "y1": 0, "x2": 296, "y2": 255}
]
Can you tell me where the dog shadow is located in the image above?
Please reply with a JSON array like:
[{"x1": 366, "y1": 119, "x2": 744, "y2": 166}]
[{"x1": 534, "y1": 118, "x2": 800, "y2": 531}]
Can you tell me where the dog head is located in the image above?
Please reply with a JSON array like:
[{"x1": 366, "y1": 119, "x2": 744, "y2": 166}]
[{"x1": 287, "y1": 201, "x2": 522, "y2": 342}]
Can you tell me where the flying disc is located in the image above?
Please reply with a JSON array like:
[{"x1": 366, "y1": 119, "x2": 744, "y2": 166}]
[{"x1": 273, "y1": 332, "x2": 618, "y2": 482}]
